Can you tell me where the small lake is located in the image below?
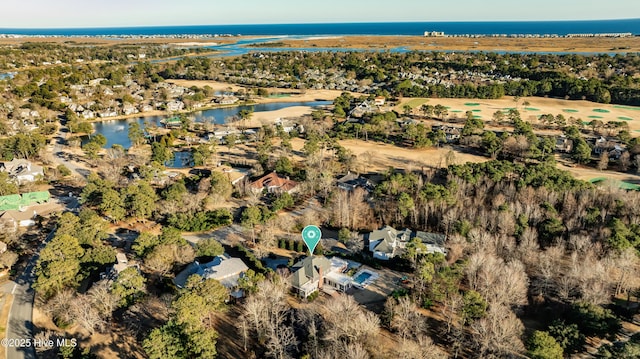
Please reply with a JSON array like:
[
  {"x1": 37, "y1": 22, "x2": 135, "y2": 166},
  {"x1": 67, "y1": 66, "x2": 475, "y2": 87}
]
[{"x1": 88, "y1": 100, "x2": 330, "y2": 166}]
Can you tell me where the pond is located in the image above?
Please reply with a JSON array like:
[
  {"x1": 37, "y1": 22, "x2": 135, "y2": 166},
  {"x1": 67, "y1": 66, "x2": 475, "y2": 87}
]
[{"x1": 89, "y1": 100, "x2": 331, "y2": 149}]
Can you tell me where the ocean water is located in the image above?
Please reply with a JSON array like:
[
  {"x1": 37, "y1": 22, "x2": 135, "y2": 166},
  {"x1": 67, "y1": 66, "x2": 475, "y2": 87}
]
[{"x1": 1, "y1": 19, "x2": 639, "y2": 36}]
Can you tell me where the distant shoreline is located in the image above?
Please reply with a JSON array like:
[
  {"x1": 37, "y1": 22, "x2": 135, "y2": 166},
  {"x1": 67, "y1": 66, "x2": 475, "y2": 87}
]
[{"x1": 1, "y1": 19, "x2": 638, "y2": 37}]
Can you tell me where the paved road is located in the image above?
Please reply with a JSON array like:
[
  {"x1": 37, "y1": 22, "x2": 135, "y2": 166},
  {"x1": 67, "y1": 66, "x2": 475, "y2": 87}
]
[
  {"x1": 50, "y1": 128, "x2": 89, "y2": 179},
  {"x1": 3, "y1": 230, "x2": 55, "y2": 359},
  {"x1": 182, "y1": 224, "x2": 245, "y2": 247}
]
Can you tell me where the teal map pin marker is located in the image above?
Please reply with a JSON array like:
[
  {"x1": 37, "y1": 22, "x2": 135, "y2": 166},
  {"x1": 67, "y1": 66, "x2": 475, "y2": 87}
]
[{"x1": 301, "y1": 225, "x2": 322, "y2": 255}]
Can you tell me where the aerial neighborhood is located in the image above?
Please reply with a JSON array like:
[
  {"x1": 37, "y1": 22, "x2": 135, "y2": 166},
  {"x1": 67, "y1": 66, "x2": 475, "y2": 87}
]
[{"x1": 0, "y1": 16, "x2": 639, "y2": 359}]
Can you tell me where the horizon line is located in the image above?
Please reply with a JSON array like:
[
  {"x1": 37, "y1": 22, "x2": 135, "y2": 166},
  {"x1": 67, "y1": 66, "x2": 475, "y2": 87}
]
[{"x1": 2, "y1": 18, "x2": 639, "y2": 30}]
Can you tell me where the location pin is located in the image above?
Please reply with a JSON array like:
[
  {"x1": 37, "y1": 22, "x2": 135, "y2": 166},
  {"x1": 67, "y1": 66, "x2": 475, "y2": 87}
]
[{"x1": 301, "y1": 225, "x2": 322, "y2": 255}]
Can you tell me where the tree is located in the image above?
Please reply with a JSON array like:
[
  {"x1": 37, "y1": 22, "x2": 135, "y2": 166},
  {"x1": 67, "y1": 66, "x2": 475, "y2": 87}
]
[
  {"x1": 151, "y1": 142, "x2": 173, "y2": 165},
  {"x1": 128, "y1": 122, "x2": 145, "y2": 147},
  {"x1": 143, "y1": 322, "x2": 188, "y2": 359},
  {"x1": 132, "y1": 232, "x2": 160, "y2": 258},
  {"x1": 124, "y1": 181, "x2": 158, "y2": 219},
  {"x1": 241, "y1": 206, "x2": 262, "y2": 243},
  {"x1": 571, "y1": 138, "x2": 592, "y2": 164},
  {"x1": 462, "y1": 290, "x2": 488, "y2": 325},
  {"x1": 196, "y1": 238, "x2": 224, "y2": 258},
  {"x1": 223, "y1": 133, "x2": 238, "y2": 162},
  {"x1": 482, "y1": 131, "x2": 502, "y2": 158},
  {"x1": 597, "y1": 151, "x2": 609, "y2": 171},
  {"x1": 111, "y1": 267, "x2": 147, "y2": 307},
  {"x1": 0, "y1": 172, "x2": 18, "y2": 195},
  {"x1": 548, "y1": 320, "x2": 585, "y2": 354},
  {"x1": 99, "y1": 188, "x2": 126, "y2": 222},
  {"x1": 527, "y1": 331, "x2": 564, "y2": 359}
]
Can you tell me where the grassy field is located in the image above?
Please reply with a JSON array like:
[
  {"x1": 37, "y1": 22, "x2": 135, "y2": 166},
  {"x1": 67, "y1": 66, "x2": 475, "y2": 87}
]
[{"x1": 400, "y1": 98, "x2": 429, "y2": 109}]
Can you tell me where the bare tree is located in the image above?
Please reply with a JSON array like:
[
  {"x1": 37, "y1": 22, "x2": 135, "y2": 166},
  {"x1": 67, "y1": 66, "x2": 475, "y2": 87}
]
[
  {"x1": 469, "y1": 305, "x2": 525, "y2": 358},
  {"x1": 395, "y1": 336, "x2": 447, "y2": 359},
  {"x1": 385, "y1": 296, "x2": 427, "y2": 340},
  {"x1": 466, "y1": 251, "x2": 528, "y2": 308},
  {"x1": 323, "y1": 295, "x2": 380, "y2": 349}
]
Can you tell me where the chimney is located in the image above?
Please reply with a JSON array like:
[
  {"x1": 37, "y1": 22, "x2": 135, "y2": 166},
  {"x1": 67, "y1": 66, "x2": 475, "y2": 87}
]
[{"x1": 316, "y1": 265, "x2": 323, "y2": 290}]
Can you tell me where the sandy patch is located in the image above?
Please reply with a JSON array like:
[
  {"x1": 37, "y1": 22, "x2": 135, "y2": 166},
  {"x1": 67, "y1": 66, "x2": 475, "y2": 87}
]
[
  {"x1": 165, "y1": 80, "x2": 353, "y2": 103},
  {"x1": 289, "y1": 138, "x2": 489, "y2": 172},
  {"x1": 557, "y1": 162, "x2": 640, "y2": 183},
  {"x1": 245, "y1": 106, "x2": 316, "y2": 127}
]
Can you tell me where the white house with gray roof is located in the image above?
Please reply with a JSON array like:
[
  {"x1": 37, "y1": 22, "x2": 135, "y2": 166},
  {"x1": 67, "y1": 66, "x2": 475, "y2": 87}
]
[{"x1": 367, "y1": 225, "x2": 446, "y2": 260}]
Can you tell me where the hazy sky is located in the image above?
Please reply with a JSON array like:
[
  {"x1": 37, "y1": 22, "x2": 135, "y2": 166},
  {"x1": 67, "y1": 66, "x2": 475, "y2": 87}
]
[{"x1": 4, "y1": 0, "x2": 639, "y2": 28}]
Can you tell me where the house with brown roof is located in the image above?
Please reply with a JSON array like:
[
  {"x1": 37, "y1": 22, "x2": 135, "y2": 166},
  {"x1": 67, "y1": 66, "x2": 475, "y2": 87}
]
[{"x1": 249, "y1": 172, "x2": 299, "y2": 194}]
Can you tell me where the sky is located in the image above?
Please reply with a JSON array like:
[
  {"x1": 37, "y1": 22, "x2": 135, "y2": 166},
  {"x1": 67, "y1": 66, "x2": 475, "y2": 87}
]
[{"x1": 4, "y1": 0, "x2": 640, "y2": 28}]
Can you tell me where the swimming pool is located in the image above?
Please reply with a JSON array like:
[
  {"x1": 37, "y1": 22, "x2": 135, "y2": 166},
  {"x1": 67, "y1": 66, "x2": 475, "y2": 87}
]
[{"x1": 353, "y1": 271, "x2": 372, "y2": 285}]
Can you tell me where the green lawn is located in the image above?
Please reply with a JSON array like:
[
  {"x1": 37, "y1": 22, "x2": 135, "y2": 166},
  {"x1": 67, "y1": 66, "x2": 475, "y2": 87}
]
[
  {"x1": 618, "y1": 116, "x2": 634, "y2": 121},
  {"x1": 464, "y1": 102, "x2": 480, "y2": 106},
  {"x1": 402, "y1": 98, "x2": 429, "y2": 108},
  {"x1": 593, "y1": 108, "x2": 610, "y2": 113},
  {"x1": 588, "y1": 115, "x2": 604, "y2": 119},
  {"x1": 613, "y1": 105, "x2": 640, "y2": 111},
  {"x1": 563, "y1": 109, "x2": 579, "y2": 113},
  {"x1": 524, "y1": 107, "x2": 540, "y2": 111}
]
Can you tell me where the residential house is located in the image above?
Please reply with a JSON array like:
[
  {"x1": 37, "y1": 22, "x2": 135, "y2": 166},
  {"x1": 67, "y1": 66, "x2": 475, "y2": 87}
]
[
  {"x1": 98, "y1": 109, "x2": 118, "y2": 118},
  {"x1": 0, "y1": 210, "x2": 37, "y2": 230},
  {"x1": 594, "y1": 136, "x2": 625, "y2": 158},
  {"x1": 367, "y1": 226, "x2": 410, "y2": 260},
  {"x1": 274, "y1": 118, "x2": 298, "y2": 133},
  {"x1": 140, "y1": 104, "x2": 154, "y2": 113},
  {"x1": 337, "y1": 172, "x2": 375, "y2": 192},
  {"x1": 349, "y1": 101, "x2": 376, "y2": 118},
  {"x1": 0, "y1": 160, "x2": 44, "y2": 184},
  {"x1": 0, "y1": 191, "x2": 50, "y2": 211},
  {"x1": 290, "y1": 256, "x2": 352, "y2": 298},
  {"x1": 215, "y1": 95, "x2": 239, "y2": 105},
  {"x1": 174, "y1": 254, "x2": 250, "y2": 298},
  {"x1": 81, "y1": 110, "x2": 96, "y2": 119},
  {"x1": 374, "y1": 96, "x2": 386, "y2": 106},
  {"x1": 101, "y1": 251, "x2": 138, "y2": 280},
  {"x1": 122, "y1": 103, "x2": 139, "y2": 116},
  {"x1": 167, "y1": 100, "x2": 185, "y2": 112},
  {"x1": 555, "y1": 136, "x2": 574, "y2": 153},
  {"x1": 367, "y1": 225, "x2": 446, "y2": 260},
  {"x1": 433, "y1": 125, "x2": 462, "y2": 143},
  {"x1": 249, "y1": 172, "x2": 299, "y2": 194}
]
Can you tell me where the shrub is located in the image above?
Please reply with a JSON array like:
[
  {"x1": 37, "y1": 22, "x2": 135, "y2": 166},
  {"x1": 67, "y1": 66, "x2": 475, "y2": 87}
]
[{"x1": 567, "y1": 302, "x2": 621, "y2": 339}]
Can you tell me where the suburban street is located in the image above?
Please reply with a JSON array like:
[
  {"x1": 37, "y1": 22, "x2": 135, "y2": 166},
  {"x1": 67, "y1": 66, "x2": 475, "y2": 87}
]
[{"x1": 2, "y1": 243, "x2": 42, "y2": 359}]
